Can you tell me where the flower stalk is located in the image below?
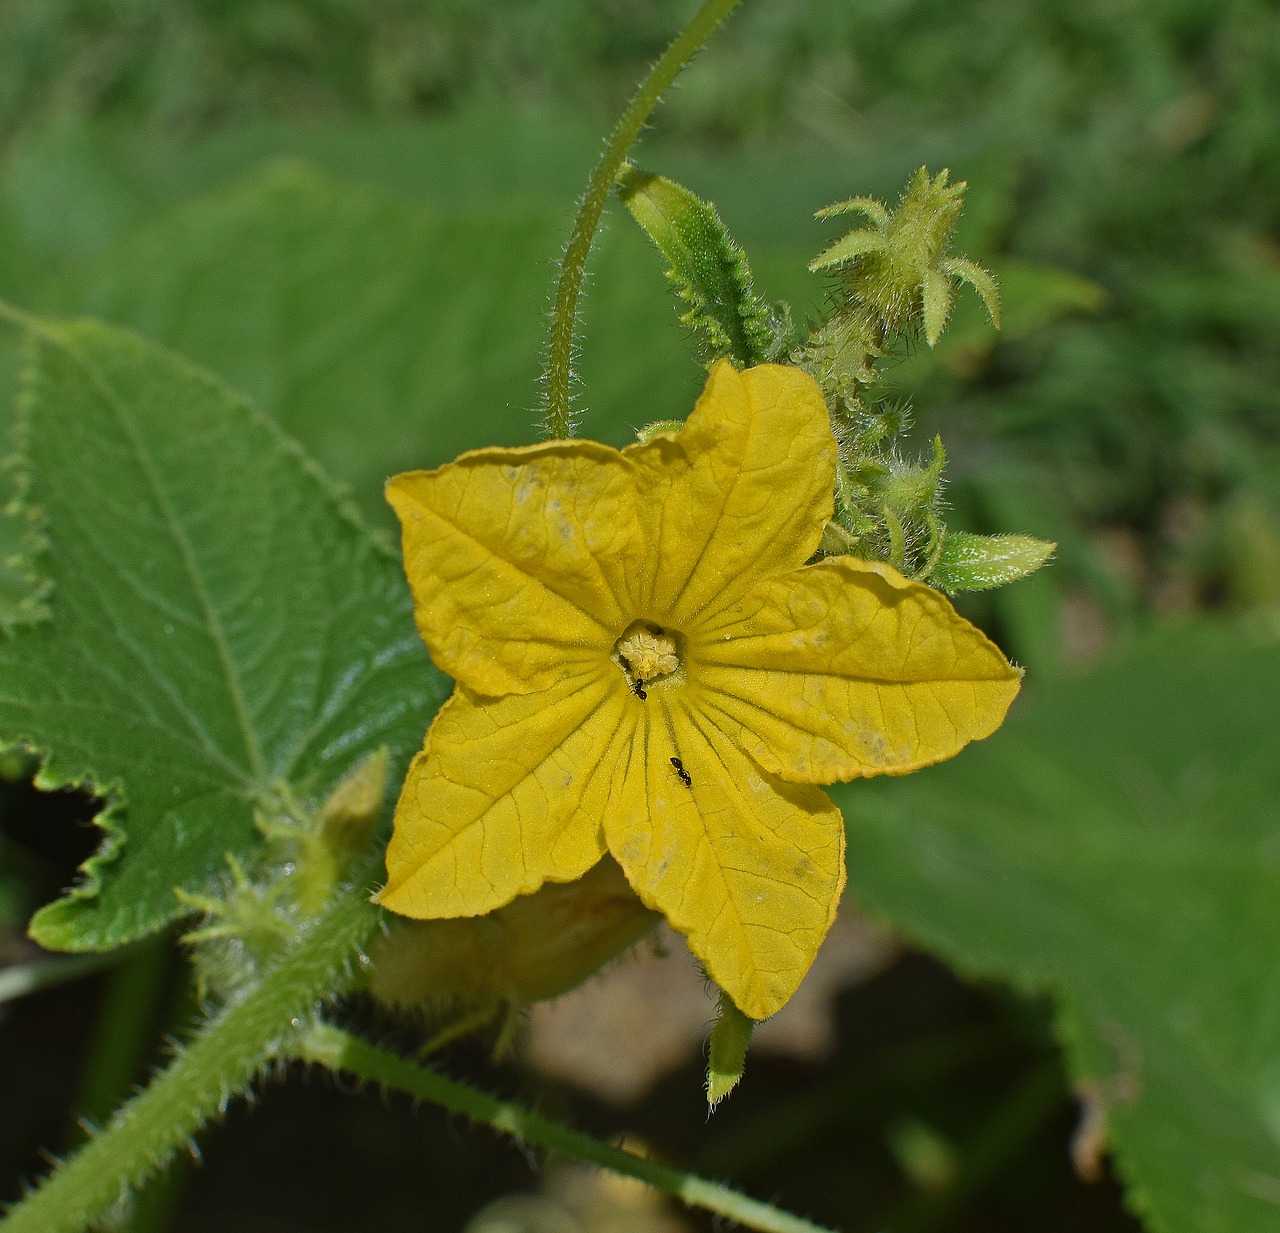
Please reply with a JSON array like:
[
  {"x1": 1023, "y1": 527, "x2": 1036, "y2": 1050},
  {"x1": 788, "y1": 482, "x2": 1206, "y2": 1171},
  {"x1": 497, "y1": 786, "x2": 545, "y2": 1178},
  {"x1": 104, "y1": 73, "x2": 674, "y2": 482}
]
[{"x1": 294, "y1": 1022, "x2": 837, "y2": 1233}]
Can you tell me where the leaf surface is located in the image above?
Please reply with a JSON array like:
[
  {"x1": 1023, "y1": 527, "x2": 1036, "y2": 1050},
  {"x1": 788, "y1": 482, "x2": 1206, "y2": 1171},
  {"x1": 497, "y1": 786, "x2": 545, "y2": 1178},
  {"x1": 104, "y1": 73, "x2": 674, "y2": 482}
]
[
  {"x1": 835, "y1": 621, "x2": 1280, "y2": 1233},
  {"x1": 0, "y1": 326, "x2": 45, "y2": 629},
  {"x1": 77, "y1": 164, "x2": 554, "y2": 529},
  {"x1": 77, "y1": 163, "x2": 696, "y2": 531},
  {"x1": 0, "y1": 318, "x2": 446, "y2": 949}
]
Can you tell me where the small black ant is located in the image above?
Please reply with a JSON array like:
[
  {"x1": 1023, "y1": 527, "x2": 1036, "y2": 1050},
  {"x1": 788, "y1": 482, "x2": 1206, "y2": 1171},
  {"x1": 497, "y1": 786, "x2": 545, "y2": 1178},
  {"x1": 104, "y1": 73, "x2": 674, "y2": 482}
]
[
  {"x1": 669, "y1": 756, "x2": 692, "y2": 787},
  {"x1": 630, "y1": 679, "x2": 647, "y2": 701}
]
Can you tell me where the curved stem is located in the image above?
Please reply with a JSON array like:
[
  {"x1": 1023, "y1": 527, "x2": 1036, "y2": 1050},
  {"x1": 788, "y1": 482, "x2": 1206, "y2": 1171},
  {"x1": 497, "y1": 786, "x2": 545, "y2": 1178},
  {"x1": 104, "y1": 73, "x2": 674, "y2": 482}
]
[
  {"x1": 294, "y1": 1023, "x2": 836, "y2": 1233},
  {"x1": 0, "y1": 886, "x2": 381, "y2": 1233},
  {"x1": 540, "y1": 0, "x2": 747, "y2": 438}
]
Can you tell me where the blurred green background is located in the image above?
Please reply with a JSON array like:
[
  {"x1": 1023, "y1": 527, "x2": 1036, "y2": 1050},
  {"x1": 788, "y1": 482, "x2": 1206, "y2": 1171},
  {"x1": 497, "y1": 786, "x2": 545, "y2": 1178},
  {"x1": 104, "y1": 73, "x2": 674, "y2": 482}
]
[
  {"x1": 1, "y1": 3, "x2": 1277, "y2": 1232},
  {"x1": 2, "y1": 0, "x2": 1278, "y2": 663}
]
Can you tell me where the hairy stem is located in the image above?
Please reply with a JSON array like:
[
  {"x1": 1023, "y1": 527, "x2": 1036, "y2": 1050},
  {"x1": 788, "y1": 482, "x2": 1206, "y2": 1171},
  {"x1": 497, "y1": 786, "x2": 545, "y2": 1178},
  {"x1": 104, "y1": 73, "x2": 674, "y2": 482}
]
[
  {"x1": 294, "y1": 1023, "x2": 836, "y2": 1233},
  {"x1": 540, "y1": 0, "x2": 747, "y2": 438},
  {"x1": 0, "y1": 886, "x2": 381, "y2": 1233}
]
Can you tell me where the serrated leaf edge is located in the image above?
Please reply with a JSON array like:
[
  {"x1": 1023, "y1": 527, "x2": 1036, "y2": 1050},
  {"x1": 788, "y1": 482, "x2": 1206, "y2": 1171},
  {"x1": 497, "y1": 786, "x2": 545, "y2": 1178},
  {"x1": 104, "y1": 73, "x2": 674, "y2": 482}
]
[
  {"x1": 4, "y1": 308, "x2": 417, "y2": 951},
  {"x1": 20, "y1": 750, "x2": 141, "y2": 952}
]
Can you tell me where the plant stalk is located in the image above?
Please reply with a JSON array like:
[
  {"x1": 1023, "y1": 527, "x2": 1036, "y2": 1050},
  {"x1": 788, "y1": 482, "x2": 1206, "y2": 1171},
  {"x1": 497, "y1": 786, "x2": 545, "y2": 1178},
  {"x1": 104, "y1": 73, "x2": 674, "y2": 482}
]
[
  {"x1": 541, "y1": 0, "x2": 747, "y2": 438},
  {"x1": 294, "y1": 1022, "x2": 836, "y2": 1233},
  {"x1": 0, "y1": 886, "x2": 381, "y2": 1233}
]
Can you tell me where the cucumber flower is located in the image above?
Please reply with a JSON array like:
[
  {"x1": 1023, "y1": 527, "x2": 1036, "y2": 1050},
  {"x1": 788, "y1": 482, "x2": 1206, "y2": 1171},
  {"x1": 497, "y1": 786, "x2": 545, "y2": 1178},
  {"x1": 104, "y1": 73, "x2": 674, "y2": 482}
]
[{"x1": 377, "y1": 362, "x2": 1019, "y2": 1019}]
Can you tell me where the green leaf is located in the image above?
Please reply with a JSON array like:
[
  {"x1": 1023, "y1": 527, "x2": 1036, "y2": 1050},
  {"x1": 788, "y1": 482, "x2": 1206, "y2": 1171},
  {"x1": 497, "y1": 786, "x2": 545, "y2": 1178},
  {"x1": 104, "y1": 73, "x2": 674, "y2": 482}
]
[
  {"x1": 930, "y1": 530, "x2": 1056, "y2": 592},
  {"x1": 74, "y1": 160, "x2": 702, "y2": 532},
  {"x1": 0, "y1": 327, "x2": 50, "y2": 629},
  {"x1": 834, "y1": 620, "x2": 1280, "y2": 1233},
  {"x1": 6, "y1": 126, "x2": 819, "y2": 514},
  {"x1": 0, "y1": 315, "x2": 447, "y2": 951},
  {"x1": 76, "y1": 162, "x2": 563, "y2": 534},
  {"x1": 617, "y1": 164, "x2": 776, "y2": 368}
]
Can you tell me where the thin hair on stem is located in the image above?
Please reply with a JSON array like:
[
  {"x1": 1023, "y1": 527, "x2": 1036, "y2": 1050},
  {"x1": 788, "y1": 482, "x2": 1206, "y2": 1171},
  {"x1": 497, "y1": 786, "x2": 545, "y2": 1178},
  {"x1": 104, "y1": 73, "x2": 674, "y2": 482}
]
[{"x1": 539, "y1": 0, "x2": 748, "y2": 439}]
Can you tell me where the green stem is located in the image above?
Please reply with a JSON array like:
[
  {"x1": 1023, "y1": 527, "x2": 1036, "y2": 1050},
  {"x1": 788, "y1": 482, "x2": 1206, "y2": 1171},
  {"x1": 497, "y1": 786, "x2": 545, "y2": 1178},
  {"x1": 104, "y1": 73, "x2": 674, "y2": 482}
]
[
  {"x1": 0, "y1": 887, "x2": 381, "y2": 1233},
  {"x1": 540, "y1": 0, "x2": 747, "y2": 438},
  {"x1": 117, "y1": 962, "x2": 203, "y2": 1233},
  {"x1": 294, "y1": 1023, "x2": 836, "y2": 1233},
  {"x1": 69, "y1": 935, "x2": 172, "y2": 1145},
  {"x1": 122, "y1": 1155, "x2": 192, "y2": 1233}
]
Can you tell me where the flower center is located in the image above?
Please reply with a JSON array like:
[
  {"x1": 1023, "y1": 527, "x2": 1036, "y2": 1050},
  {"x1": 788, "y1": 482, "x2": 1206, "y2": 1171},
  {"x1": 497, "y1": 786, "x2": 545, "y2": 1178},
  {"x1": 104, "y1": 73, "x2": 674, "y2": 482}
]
[{"x1": 613, "y1": 621, "x2": 683, "y2": 691}]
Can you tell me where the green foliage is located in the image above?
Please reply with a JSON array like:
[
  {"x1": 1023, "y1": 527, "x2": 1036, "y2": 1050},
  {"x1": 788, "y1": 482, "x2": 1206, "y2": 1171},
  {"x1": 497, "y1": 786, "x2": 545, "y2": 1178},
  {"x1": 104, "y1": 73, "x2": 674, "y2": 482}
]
[
  {"x1": 74, "y1": 160, "x2": 560, "y2": 533},
  {"x1": 1, "y1": 3, "x2": 1278, "y2": 1230},
  {"x1": 0, "y1": 329, "x2": 49, "y2": 629},
  {"x1": 0, "y1": 315, "x2": 445, "y2": 950},
  {"x1": 0, "y1": 0, "x2": 690, "y2": 139},
  {"x1": 932, "y1": 531, "x2": 1057, "y2": 594},
  {"x1": 0, "y1": 142, "x2": 703, "y2": 530},
  {"x1": 616, "y1": 162, "x2": 1053, "y2": 591},
  {"x1": 835, "y1": 620, "x2": 1280, "y2": 1233},
  {"x1": 809, "y1": 169, "x2": 998, "y2": 350},
  {"x1": 617, "y1": 164, "x2": 783, "y2": 368}
]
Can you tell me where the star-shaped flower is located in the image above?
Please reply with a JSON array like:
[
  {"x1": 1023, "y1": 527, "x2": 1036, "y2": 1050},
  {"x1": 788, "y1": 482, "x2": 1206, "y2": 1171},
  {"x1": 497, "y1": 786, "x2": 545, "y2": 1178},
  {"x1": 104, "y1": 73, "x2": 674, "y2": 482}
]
[{"x1": 377, "y1": 362, "x2": 1020, "y2": 1019}]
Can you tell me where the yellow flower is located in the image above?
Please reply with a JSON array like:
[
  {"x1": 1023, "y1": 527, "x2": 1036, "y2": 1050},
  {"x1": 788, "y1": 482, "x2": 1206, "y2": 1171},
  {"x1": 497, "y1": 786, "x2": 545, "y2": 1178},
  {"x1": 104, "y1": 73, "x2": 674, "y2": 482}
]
[{"x1": 377, "y1": 362, "x2": 1020, "y2": 1020}]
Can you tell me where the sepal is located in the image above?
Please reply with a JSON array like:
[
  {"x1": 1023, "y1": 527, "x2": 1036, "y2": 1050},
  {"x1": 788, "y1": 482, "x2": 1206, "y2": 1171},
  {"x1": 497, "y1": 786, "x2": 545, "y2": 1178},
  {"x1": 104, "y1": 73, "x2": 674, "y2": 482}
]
[
  {"x1": 706, "y1": 990, "x2": 754, "y2": 1109},
  {"x1": 618, "y1": 165, "x2": 793, "y2": 367},
  {"x1": 929, "y1": 531, "x2": 1056, "y2": 592}
]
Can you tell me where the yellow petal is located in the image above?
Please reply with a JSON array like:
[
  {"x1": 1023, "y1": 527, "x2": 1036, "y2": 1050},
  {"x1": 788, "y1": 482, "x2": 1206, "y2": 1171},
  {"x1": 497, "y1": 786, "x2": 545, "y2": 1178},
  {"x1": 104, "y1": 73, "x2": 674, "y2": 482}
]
[
  {"x1": 387, "y1": 441, "x2": 640, "y2": 695},
  {"x1": 377, "y1": 668, "x2": 633, "y2": 918},
  {"x1": 604, "y1": 695, "x2": 845, "y2": 1020},
  {"x1": 693, "y1": 557, "x2": 1021, "y2": 782},
  {"x1": 623, "y1": 362, "x2": 835, "y2": 628}
]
